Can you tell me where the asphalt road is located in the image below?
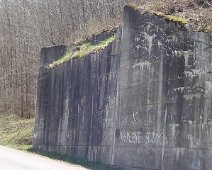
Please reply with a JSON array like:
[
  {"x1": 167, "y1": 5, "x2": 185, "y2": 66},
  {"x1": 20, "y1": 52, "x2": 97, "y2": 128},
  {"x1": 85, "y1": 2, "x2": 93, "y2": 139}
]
[{"x1": 0, "y1": 146, "x2": 88, "y2": 170}]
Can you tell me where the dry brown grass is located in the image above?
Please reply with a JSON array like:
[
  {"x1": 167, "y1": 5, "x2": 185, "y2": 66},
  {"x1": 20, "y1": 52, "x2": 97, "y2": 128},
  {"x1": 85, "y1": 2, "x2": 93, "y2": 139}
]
[
  {"x1": 139, "y1": 0, "x2": 212, "y2": 31},
  {"x1": 144, "y1": 0, "x2": 211, "y2": 13}
]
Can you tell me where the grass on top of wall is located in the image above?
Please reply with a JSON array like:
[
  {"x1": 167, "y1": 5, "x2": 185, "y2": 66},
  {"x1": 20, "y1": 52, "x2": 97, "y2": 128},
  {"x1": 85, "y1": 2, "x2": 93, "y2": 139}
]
[
  {"x1": 128, "y1": 1, "x2": 212, "y2": 32},
  {"x1": 151, "y1": 11, "x2": 190, "y2": 24},
  {"x1": 49, "y1": 35, "x2": 116, "y2": 68}
]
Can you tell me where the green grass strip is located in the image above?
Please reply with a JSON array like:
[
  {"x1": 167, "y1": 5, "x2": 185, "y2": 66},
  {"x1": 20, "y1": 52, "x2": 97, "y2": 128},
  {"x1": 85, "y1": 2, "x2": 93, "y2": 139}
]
[{"x1": 49, "y1": 36, "x2": 116, "y2": 68}]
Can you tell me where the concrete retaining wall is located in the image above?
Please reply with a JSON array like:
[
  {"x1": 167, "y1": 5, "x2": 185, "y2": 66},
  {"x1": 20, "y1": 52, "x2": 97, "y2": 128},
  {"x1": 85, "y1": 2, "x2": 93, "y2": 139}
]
[{"x1": 34, "y1": 6, "x2": 212, "y2": 170}]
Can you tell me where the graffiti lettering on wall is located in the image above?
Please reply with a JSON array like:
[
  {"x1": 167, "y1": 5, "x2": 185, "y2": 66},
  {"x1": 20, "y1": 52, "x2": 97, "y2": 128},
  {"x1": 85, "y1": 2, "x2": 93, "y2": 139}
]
[
  {"x1": 191, "y1": 160, "x2": 201, "y2": 170},
  {"x1": 93, "y1": 113, "x2": 114, "y2": 128},
  {"x1": 120, "y1": 130, "x2": 168, "y2": 146},
  {"x1": 103, "y1": 118, "x2": 113, "y2": 127},
  {"x1": 120, "y1": 112, "x2": 140, "y2": 126},
  {"x1": 119, "y1": 112, "x2": 140, "y2": 125}
]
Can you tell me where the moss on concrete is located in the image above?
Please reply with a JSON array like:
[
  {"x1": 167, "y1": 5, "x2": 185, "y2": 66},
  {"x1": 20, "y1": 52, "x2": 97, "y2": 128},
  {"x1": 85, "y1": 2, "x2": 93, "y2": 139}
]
[
  {"x1": 49, "y1": 35, "x2": 116, "y2": 68},
  {"x1": 127, "y1": 3, "x2": 212, "y2": 32},
  {"x1": 151, "y1": 11, "x2": 189, "y2": 24}
]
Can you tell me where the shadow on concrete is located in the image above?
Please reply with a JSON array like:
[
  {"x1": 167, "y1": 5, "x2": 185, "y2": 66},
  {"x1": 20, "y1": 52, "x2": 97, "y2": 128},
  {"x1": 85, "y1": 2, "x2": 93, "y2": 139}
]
[{"x1": 27, "y1": 148, "x2": 122, "y2": 170}]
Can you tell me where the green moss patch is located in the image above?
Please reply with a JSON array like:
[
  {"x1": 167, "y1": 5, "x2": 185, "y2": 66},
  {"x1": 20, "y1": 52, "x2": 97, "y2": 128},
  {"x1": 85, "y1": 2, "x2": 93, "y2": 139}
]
[
  {"x1": 152, "y1": 11, "x2": 190, "y2": 24},
  {"x1": 49, "y1": 35, "x2": 116, "y2": 68}
]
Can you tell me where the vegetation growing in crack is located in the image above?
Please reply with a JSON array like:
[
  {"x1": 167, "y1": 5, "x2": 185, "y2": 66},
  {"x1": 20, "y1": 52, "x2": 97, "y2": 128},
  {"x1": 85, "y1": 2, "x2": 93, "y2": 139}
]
[{"x1": 49, "y1": 35, "x2": 116, "y2": 68}]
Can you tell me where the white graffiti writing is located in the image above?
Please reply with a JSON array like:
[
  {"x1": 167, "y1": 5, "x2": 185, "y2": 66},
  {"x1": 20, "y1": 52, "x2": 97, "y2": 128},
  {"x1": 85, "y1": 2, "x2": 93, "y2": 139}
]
[
  {"x1": 191, "y1": 160, "x2": 201, "y2": 170},
  {"x1": 120, "y1": 130, "x2": 168, "y2": 146}
]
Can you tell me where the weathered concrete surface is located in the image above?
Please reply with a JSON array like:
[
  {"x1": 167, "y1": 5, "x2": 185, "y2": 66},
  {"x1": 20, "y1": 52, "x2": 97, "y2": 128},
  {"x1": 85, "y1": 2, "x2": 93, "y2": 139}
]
[
  {"x1": 34, "y1": 5, "x2": 212, "y2": 170},
  {"x1": 34, "y1": 28, "x2": 122, "y2": 166},
  {"x1": 40, "y1": 45, "x2": 67, "y2": 66},
  {"x1": 115, "y1": 6, "x2": 212, "y2": 170}
]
